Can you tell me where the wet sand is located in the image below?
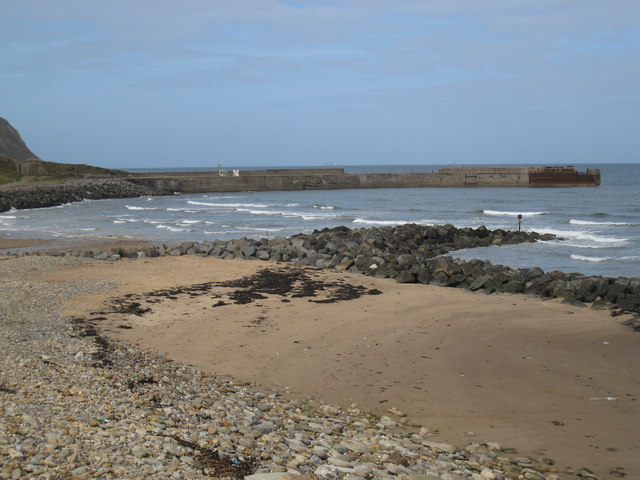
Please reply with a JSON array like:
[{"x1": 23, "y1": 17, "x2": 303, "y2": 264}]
[
  {"x1": 41, "y1": 256, "x2": 640, "y2": 478},
  {"x1": 0, "y1": 236, "x2": 151, "y2": 253},
  {"x1": 0, "y1": 237, "x2": 52, "y2": 250}
]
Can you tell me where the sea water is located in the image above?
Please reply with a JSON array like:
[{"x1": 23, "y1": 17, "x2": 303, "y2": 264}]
[{"x1": 0, "y1": 163, "x2": 638, "y2": 278}]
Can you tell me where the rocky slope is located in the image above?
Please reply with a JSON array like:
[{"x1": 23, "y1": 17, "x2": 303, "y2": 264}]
[{"x1": 0, "y1": 117, "x2": 41, "y2": 163}]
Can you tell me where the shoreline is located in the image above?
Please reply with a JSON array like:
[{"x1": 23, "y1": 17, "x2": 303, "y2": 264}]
[
  {"x1": 2, "y1": 253, "x2": 638, "y2": 480},
  {"x1": 3, "y1": 224, "x2": 638, "y2": 328}
]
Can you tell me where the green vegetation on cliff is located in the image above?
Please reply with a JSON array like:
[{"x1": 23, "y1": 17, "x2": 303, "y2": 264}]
[
  {"x1": 0, "y1": 155, "x2": 127, "y2": 186},
  {"x1": 0, "y1": 156, "x2": 21, "y2": 184}
]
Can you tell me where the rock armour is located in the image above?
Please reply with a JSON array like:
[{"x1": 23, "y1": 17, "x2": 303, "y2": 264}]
[{"x1": 0, "y1": 179, "x2": 156, "y2": 212}]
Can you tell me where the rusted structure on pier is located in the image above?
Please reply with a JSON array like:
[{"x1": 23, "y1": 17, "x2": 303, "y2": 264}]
[{"x1": 528, "y1": 166, "x2": 601, "y2": 187}]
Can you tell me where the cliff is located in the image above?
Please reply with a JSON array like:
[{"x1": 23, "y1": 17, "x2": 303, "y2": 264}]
[
  {"x1": 0, "y1": 117, "x2": 41, "y2": 163},
  {"x1": 0, "y1": 118, "x2": 126, "y2": 184}
]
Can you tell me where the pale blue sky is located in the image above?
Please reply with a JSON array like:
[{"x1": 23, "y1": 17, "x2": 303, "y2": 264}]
[{"x1": 1, "y1": 1, "x2": 638, "y2": 168}]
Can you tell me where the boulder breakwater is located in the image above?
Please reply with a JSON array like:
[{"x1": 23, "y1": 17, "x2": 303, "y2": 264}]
[
  {"x1": 0, "y1": 179, "x2": 156, "y2": 213},
  {"x1": 15, "y1": 223, "x2": 640, "y2": 329}
]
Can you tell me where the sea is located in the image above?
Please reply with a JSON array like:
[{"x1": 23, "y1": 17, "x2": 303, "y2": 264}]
[{"x1": 1, "y1": 163, "x2": 638, "y2": 279}]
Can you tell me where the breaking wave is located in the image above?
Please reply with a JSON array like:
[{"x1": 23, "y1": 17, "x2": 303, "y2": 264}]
[
  {"x1": 569, "y1": 219, "x2": 633, "y2": 226},
  {"x1": 353, "y1": 218, "x2": 407, "y2": 226},
  {"x1": 538, "y1": 228, "x2": 629, "y2": 245},
  {"x1": 483, "y1": 210, "x2": 549, "y2": 217},
  {"x1": 571, "y1": 254, "x2": 640, "y2": 263},
  {"x1": 187, "y1": 201, "x2": 268, "y2": 208}
]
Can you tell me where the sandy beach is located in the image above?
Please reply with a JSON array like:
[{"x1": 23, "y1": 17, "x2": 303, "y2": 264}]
[{"x1": 34, "y1": 254, "x2": 640, "y2": 479}]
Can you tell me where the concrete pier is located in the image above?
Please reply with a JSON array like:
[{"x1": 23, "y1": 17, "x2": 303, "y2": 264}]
[{"x1": 126, "y1": 166, "x2": 600, "y2": 194}]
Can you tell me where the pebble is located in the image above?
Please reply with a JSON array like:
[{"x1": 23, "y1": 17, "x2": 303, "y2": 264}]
[{"x1": 0, "y1": 256, "x2": 566, "y2": 480}]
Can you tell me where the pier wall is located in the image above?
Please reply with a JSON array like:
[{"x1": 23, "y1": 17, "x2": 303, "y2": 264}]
[{"x1": 126, "y1": 166, "x2": 598, "y2": 194}]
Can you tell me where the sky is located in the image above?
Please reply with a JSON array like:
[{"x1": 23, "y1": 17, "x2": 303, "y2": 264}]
[{"x1": 1, "y1": 1, "x2": 639, "y2": 169}]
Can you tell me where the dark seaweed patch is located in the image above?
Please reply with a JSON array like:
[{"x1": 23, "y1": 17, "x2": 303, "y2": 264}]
[
  {"x1": 127, "y1": 376, "x2": 157, "y2": 390},
  {"x1": 168, "y1": 435, "x2": 255, "y2": 479},
  {"x1": 0, "y1": 384, "x2": 17, "y2": 394}
]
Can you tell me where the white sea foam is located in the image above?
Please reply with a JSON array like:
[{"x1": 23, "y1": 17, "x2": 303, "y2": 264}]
[
  {"x1": 166, "y1": 208, "x2": 198, "y2": 213},
  {"x1": 202, "y1": 195, "x2": 241, "y2": 199},
  {"x1": 187, "y1": 201, "x2": 268, "y2": 208},
  {"x1": 113, "y1": 220, "x2": 127, "y2": 224},
  {"x1": 180, "y1": 220, "x2": 202, "y2": 224},
  {"x1": 353, "y1": 218, "x2": 406, "y2": 225},
  {"x1": 314, "y1": 205, "x2": 335, "y2": 210},
  {"x1": 571, "y1": 254, "x2": 640, "y2": 263},
  {"x1": 237, "y1": 226, "x2": 285, "y2": 232},
  {"x1": 301, "y1": 214, "x2": 337, "y2": 221},
  {"x1": 537, "y1": 228, "x2": 628, "y2": 244},
  {"x1": 0, "y1": 215, "x2": 16, "y2": 219},
  {"x1": 204, "y1": 230, "x2": 248, "y2": 235},
  {"x1": 126, "y1": 205, "x2": 153, "y2": 211},
  {"x1": 237, "y1": 209, "x2": 337, "y2": 220},
  {"x1": 238, "y1": 209, "x2": 282, "y2": 216},
  {"x1": 484, "y1": 210, "x2": 549, "y2": 217},
  {"x1": 569, "y1": 219, "x2": 633, "y2": 226},
  {"x1": 545, "y1": 241, "x2": 620, "y2": 250}
]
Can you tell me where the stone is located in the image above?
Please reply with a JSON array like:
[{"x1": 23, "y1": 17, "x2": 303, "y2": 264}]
[
  {"x1": 352, "y1": 463, "x2": 375, "y2": 477},
  {"x1": 254, "y1": 421, "x2": 277, "y2": 435},
  {"x1": 314, "y1": 465, "x2": 339, "y2": 480},
  {"x1": 328, "y1": 457, "x2": 354, "y2": 468},
  {"x1": 164, "y1": 443, "x2": 182, "y2": 456},
  {"x1": 378, "y1": 416, "x2": 397, "y2": 428},
  {"x1": 395, "y1": 271, "x2": 416, "y2": 283},
  {"x1": 422, "y1": 441, "x2": 456, "y2": 454},
  {"x1": 246, "y1": 474, "x2": 313, "y2": 480},
  {"x1": 469, "y1": 275, "x2": 492, "y2": 291},
  {"x1": 480, "y1": 468, "x2": 496, "y2": 479},
  {"x1": 336, "y1": 258, "x2": 354, "y2": 271},
  {"x1": 242, "y1": 245, "x2": 257, "y2": 257},
  {"x1": 94, "y1": 251, "x2": 109, "y2": 260}
]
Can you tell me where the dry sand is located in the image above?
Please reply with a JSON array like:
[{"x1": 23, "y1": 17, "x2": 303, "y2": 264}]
[{"x1": 40, "y1": 256, "x2": 640, "y2": 478}]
